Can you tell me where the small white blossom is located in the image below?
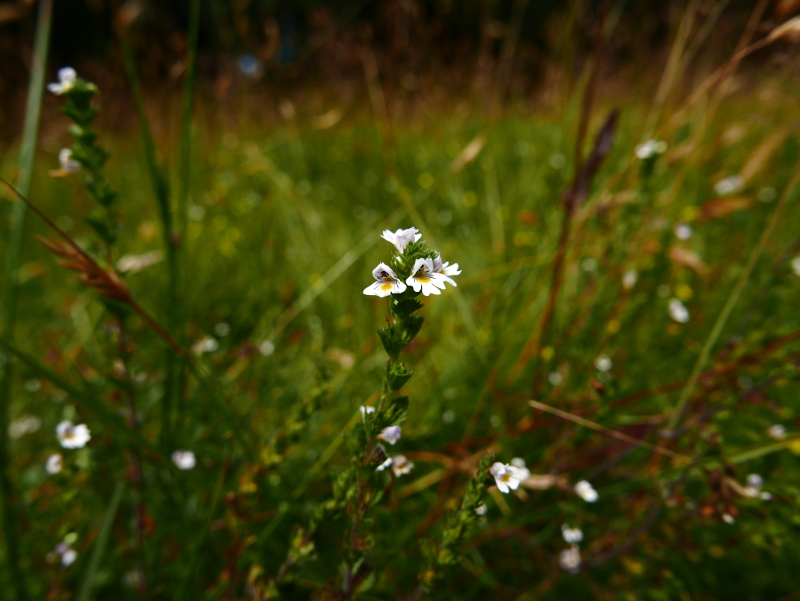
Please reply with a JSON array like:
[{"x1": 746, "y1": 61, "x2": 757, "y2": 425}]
[
  {"x1": 56, "y1": 421, "x2": 91, "y2": 449},
  {"x1": 432, "y1": 255, "x2": 461, "y2": 284},
  {"x1": 259, "y1": 340, "x2": 275, "y2": 356},
  {"x1": 46, "y1": 453, "x2": 64, "y2": 475},
  {"x1": 475, "y1": 504, "x2": 487, "y2": 516},
  {"x1": 360, "y1": 405, "x2": 375, "y2": 416},
  {"x1": 561, "y1": 524, "x2": 583, "y2": 544},
  {"x1": 746, "y1": 473, "x2": 763, "y2": 490},
  {"x1": 59, "y1": 148, "x2": 81, "y2": 173},
  {"x1": 791, "y1": 257, "x2": 800, "y2": 277},
  {"x1": 622, "y1": 269, "x2": 638, "y2": 290},
  {"x1": 744, "y1": 473, "x2": 772, "y2": 500},
  {"x1": 406, "y1": 258, "x2": 454, "y2": 296},
  {"x1": 47, "y1": 67, "x2": 77, "y2": 95},
  {"x1": 668, "y1": 298, "x2": 690, "y2": 323},
  {"x1": 381, "y1": 227, "x2": 421, "y2": 252},
  {"x1": 378, "y1": 425, "x2": 401, "y2": 445},
  {"x1": 548, "y1": 372, "x2": 563, "y2": 386},
  {"x1": 116, "y1": 250, "x2": 163, "y2": 274},
  {"x1": 191, "y1": 337, "x2": 219, "y2": 355},
  {"x1": 49, "y1": 541, "x2": 77, "y2": 567},
  {"x1": 722, "y1": 513, "x2": 735, "y2": 524},
  {"x1": 9, "y1": 415, "x2": 41, "y2": 439},
  {"x1": 768, "y1": 424, "x2": 787, "y2": 440},
  {"x1": 490, "y1": 462, "x2": 523, "y2": 494},
  {"x1": 674, "y1": 223, "x2": 693, "y2": 240},
  {"x1": 635, "y1": 139, "x2": 667, "y2": 160},
  {"x1": 714, "y1": 175, "x2": 744, "y2": 196},
  {"x1": 363, "y1": 263, "x2": 407, "y2": 297},
  {"x1": 559, "y1": 545, "x2": 581, "y2": 573},
  {"x1": 376, "y1": 457, "x2": 393, "y2": 472},
  {"x1": 574, "y1": 480, "x2": 598, "y2": 503},
  {"x1": 594, "y1": 355, "x2": 612, "y2": 372},
  {"x1": 510, "y1": 457, "x2": 531, "y2": 480},
  {"x1": 171, "y1": 450, "x2": 196, "y2": 470},
  {"x1": 391, "y1": 454, "x2": 414, "y2": 477}
]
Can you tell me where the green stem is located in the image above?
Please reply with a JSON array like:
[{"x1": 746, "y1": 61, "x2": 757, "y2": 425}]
[
  {"x1": 77, "y1": 481, "x2": 125, "y2": 601},
  {"x1": 0, "y1": 1, "x2": 52, "y2": 597}
]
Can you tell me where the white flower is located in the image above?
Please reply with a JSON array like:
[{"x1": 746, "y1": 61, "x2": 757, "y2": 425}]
[
  {"x1": 360, "y1": 405, "x2": 375, "y2": 416},
  {"x1": 594, "y1": 355, "x2": 612, "y2": 372},
  {"x1": 47, "y1": 67, "x2": 77, "y2": 95},
  {"x1": 559, "y1": 545, "x2": 581, "y2": 573},
  {"x1": 381, "y1": 227, "x2": 421, "y2": 252},
  {"x1": 714, "y1": 175, "x2": 744, "y2": 196},
  {"x1": 363, "y1": 263, "x2": 407, "y2": 297},
  {"x1": 574, "y1": 480, "x2": 598, "y2": 503},
  {"x1": 50, "y1": 542, "x2": 77, "y2": 567},
  {"x1": 791, "y1": 257, "x2": 800, "y2": 277},
  {"x1": 475, "y1": 504, "x2": 487, "y2": 516},
  {"x1": 116, "y1": 250, "x2": 163, "y2": 274},
  {"x1": 561, "y1": 524, "x2": 583, "y2": 544},
  {"x1": 378, "y1": 425, "x2": 401, "y2": 445},
  {"x1": 9, "y1": 415, "x2": 41, "y2": 439},
  {"x1": 432, "y1": 255, "x2": 461, "y2": 284},
  {"x1": 510, "y1": 457, "x2": 531, "y2": 480},
  {"x1": 259, "y1": 340, "x2": 275, "y2": 356},
  {"x1": 744, "y1": 473, "x2": 771, "y2": 500},
  {"x1": 406, "y1": 258, "x2": 454, "y2": 296},
  {"x1": 57, "y1": 148, "x2": 81, "y2": 173},
  {"x1": 635, "y1": 139, "x2": 667, "y2": 160},
  {"x1": 191, "y1": 337, "x2": 219, "y2": 355},
  {"x1": 722, "y1": 513, "x2": 735, "y2": 524},
  {"x1": 171, "y1": 450, "x2": 196, "y2": 470},
  {"x1": 391, "y1": 454, "x2": 414, "y2": 477},
  {"x1": 668, "y1": 298, "x2": 689, "y2": 323},
  {"x1": 61, "y1": 548, "x2": 77, "y2": 567},
  {"x1": 622, "y1": 269, "x2": 638, "y2": 290},
  {"x1": 490, "y1": 462, "x2": 523, "y2": 494},
  {"x1": 746, "y1": 473, "x2": 763, "y2": 490},
  {"x1": 46, "y1": 453, "x2": 64, "y2": 475},
  {"x1": 56, "y1": 421, "x2": 91, "y2": 449},
  {"x1": 768, "y1": 424, "x2": 787, "y2": 440},
  {"x1": 548, "y1": 372, "x2": 563, "y2": 386},
  {"x1": 376, "y1": 457, "x2": 393, "y2": 472},
  {"x1": 674, "y1": 223, "x2": 693, "y2": 240}
]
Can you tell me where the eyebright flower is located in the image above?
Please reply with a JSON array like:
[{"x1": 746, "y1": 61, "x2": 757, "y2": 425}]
[
  {"x1": 432, "y1": 255, "x2": 461, "y2": 282},
  {"x1": 714, "y1": 175, "x2": 744, "y2": 196},
  {"x1": 191, "y1": 337, "x2": 219, "y2": 355},
  {"x1": 381, "y1": 227, "x2": 421, "y2": 252},
  {"x1": 722, "y1": 513, "x2": 735, "y2": 524},
  {"x1": 510, "y1": 457, "x2": 531, "y2": 481},
  {"x1": 59, "y1": 148, "x2": 81, "y2": 173},
  {"x1": 47, "y1": 67, "x2": 77, "y2": 95},
  {"x1": 574, "y1": 480, "x2": 599, "y2": 503},
  {"x1": 635, "y1": 139, "x2": 667, "y2": 160},
  {"x1": 594, "y1": 355, "x2": 612, "y2": 372},
  {"x1": 561, "y1": 524, "x2": 583, "y2": 544},
  {"x1": 475, "y1": 504, "x2": 488, "y2": 516},
  {"x1": 744, "y1": 473, "x2": 771, "y2": 500},
  {"x1": 674, "y1": 223, "x2": 693, "y2": 240},
  {"x1": 378, "y1": 425, "x2": 402, "y2": 445},
  {"x1": 668, "y1": 298, "x2": 690, "y2": 323},
  {"x1": 360, "y1": 405, "x2": 375, "y2": 416},
  {"x1": 56, "y1": 421, "x2": 91, "y2": 449},
  {"x1": 391, "y1": 454, "x2": 414, "y2": 477},
  {"x1": 406, "y1": 258, "x2": 454, "y2": 296},
  {"x1": 559, "y1": 545, "x2": 581, "y2": 573},
  {"x1": 622, "y1": 269, "x2": 638, "y2": 290},
  {"x1": 768, "y1": 424, "x2": 787, "y2": 440},
  {"x1": 171, "y1": 450, "x2": 196, "y2": 470},
  {"x1": 53, "y1": 542, "x2": 77, "y2": 567},
  {"x1": 363, "y1": 263, "x2": 407, "y2": 297},
  {"x1": 376, "y1": 457, "x2": 393, "y2": 472},
  {"x1": 490, "y1": 462, "x2": 523, "y2": 494},
  {"x1": 46, "y1": 453, "x2": 64, "y2": 475}
]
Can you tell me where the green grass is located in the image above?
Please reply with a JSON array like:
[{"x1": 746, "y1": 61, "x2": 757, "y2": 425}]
[{"x1": 3, "y1": 68, "x2": 800, "y2": 599}]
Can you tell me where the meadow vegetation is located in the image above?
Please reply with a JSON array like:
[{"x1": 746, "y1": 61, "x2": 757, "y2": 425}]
[{"x1": 3, "y1": 2, "x2": 800, "y2": 600}]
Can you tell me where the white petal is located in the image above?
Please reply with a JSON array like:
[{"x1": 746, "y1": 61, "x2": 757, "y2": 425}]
[{"x1": 390, "y1": 280, "x2": 407, "y2": 294}]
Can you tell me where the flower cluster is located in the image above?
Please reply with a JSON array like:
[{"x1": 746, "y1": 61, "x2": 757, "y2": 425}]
[{"x1": 364, "y1": 227, "x2": 460, "y2": 298}]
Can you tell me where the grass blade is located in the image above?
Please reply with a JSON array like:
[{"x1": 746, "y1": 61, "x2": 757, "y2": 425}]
[
  {"x1": 77, "y1": 480, "x2": 125, "y2": 601},
  {"x1": 0, "y1": 1, "x2": 53, "y2": 598}
]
